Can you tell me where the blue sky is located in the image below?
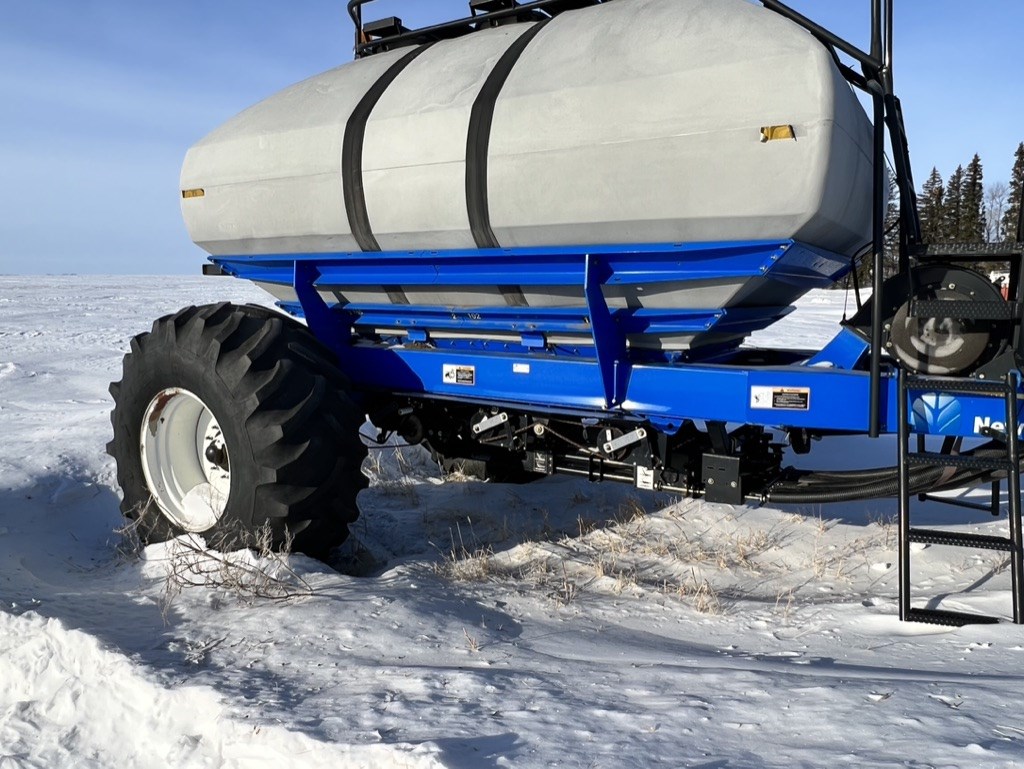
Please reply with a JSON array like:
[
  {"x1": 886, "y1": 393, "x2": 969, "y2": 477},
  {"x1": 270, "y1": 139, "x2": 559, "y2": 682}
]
[{"x1": 1, "y1": 0, "x2": 1021, "y2": 275}]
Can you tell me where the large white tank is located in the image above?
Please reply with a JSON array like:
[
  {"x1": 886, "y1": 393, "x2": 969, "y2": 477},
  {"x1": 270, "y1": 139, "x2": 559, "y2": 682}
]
[{"x1": 181, "y1": 0, "x2": 874, "y2": 259}]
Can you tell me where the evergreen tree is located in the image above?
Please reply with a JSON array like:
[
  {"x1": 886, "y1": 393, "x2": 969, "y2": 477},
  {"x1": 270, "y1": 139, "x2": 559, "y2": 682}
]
[
  {"x1": 883, "y1": 171, "x2": 900, "y2": 276},
  {"x1": 943, "y1": 165, "x2": 964, "y2": 241},
  {"x1": 918, "y1": 167, "x2": 945, "y2": 243},
  {"x1": 1004, "y1": 142, "x2": 1024, "y2": 242},
  {"x1": 961, "y1": 154, "x2": 986, "y2": 242}
]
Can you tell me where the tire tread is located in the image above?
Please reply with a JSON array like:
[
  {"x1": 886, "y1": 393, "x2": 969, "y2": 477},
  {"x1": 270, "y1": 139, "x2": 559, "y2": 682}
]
[{"x1": 108, "y1": 303, "x2": 367, "y2": 556}]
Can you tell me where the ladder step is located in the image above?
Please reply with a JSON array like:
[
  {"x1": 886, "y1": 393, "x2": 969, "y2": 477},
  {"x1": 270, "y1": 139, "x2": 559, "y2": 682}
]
[
  {"x1": 915, "y1": 242, "x2": 1024, "y2": 259},
  {"x1": 909, "y1": 300, "x2": 1018, "y2": 321},
  {"x1": 908, "y1": 527, "x2": 1016, "y2": 551},
  {"x1": 904, "y1": 375, "x2": 1013, "y2": 396},
  {"x1": 906, "y1": 452, "x2": 1014, "y2": 472},
  {"x1": 905, "y1": 608, "x2": 1002, "y2": 626}
]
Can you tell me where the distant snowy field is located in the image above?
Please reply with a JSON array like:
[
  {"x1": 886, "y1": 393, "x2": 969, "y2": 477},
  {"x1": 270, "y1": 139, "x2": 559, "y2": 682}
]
[{"x1": 2, "y1": 276, "x2": 1024, "y2": 768}]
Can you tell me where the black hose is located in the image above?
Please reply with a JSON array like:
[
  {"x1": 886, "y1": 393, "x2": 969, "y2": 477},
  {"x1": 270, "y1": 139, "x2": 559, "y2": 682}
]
[
  {"x1": 785, "y1": 466, "x2": 909, "y2": 484},
  {"x1": 767, "y1": 465, "x2": 946, "y2": 503},
  {"x1": 766, "y1": 448, "x2": 1011, "y2": 504}
]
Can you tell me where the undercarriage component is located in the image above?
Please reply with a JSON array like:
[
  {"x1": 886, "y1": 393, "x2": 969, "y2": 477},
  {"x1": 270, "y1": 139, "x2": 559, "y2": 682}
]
[
  {"x1": 600, "y1": 427, "x2": 647, "y2": 459},
  {"x1": 848, "y1": 265, "x2": 1009, "y2": 375},
  {"x1": 702, "y1": 454, "x2": 743, "y2": 504},
  {"x1": 368, "y1": 395, "x2": 1022, "y2": 511},
  {"x1": 890, "y1": 267, "x2": 1006, "y2": 374},
  {"x1": 472, "y1": 411, "x2": 510, "y2": 435}
]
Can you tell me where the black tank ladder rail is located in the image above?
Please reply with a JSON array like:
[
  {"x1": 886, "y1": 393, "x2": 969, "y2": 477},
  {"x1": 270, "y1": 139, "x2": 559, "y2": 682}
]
[{"x1": 897, "y1": 370, "x2": 1024, "y2": 626}]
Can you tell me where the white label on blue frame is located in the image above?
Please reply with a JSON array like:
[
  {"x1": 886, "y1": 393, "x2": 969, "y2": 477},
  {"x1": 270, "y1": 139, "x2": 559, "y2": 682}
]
[
  {"x1": 443, "y1": 364, "x2": 476, "y2": 386},
  {"x1": 750, "y1": 386, "x2": 810, "y2": 411}
]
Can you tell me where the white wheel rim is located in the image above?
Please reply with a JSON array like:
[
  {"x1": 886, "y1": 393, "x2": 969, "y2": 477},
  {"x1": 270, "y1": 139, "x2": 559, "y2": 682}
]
[{"x1": 140, "y1": 388, "x2": 230, "y2": 532}]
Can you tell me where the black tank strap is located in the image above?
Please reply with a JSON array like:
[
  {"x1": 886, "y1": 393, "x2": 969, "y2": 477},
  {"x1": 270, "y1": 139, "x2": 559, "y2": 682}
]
[
  {"x1": 343, "y1": 43, "x2": 435, "y2": 252},
  {"x1": 466, "y1": 20, "x2": 553, "y2": 250}
]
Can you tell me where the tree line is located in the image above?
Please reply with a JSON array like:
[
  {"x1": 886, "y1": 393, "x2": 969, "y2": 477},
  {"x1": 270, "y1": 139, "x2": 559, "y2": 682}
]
[
  {"x1": 917, "y1": 141, "x2": 1024, "y2": 245},
  {"x1": 844, "y1": 142, "x2": 1023, "y2": 286}
]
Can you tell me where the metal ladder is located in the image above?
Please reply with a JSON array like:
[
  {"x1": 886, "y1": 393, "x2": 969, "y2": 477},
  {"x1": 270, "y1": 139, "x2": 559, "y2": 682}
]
[{"x1": 897, "y1": 369, "x2": 1024, "y2": 625}]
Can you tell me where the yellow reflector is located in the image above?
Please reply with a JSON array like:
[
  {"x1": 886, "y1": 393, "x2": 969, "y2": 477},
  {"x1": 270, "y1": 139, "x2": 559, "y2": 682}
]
[
  {"x1": 181, "y1": 188, "x2": 205, "y2": 199},
  {"x1": 760, "y1": 125, "x2": 796, "y2": 142}
]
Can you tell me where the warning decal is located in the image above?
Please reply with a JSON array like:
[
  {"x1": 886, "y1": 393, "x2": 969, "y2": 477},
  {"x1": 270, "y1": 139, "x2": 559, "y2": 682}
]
[
  {"x1": 443, "y1": 364, "x2": 476, "y2": 386},
  {"x1": 750, "y1": 386, "x2": 811, "y2": 411}
]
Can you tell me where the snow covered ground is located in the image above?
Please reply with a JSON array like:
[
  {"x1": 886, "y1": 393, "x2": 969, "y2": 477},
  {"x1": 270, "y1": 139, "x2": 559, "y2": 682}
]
[{"x1": 2, "y1": 276, "x2": 1024, "y2": 768}]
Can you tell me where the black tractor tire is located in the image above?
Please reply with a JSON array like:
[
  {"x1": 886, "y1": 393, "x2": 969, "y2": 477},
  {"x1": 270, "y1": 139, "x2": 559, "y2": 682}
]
[{"x1": 107, "y1": 302, "x2": 367, "y2": 558}]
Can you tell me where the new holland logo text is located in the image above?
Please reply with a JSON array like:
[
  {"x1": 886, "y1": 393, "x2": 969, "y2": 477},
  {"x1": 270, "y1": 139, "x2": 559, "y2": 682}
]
[{"x1": 974, "y1": 416, "x2": 1024, "y2": 437}]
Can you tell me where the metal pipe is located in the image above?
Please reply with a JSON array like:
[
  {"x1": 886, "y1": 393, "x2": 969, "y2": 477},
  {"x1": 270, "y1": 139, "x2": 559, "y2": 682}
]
[
  {"x1": 869, "y1": 86, "x2": 886, "y2": 438},
  {"x1": 865, "y1": 0, "x2": 890, "y2": 439},
  {"x1": 347, "y1": 0, "x2": 363, "y2": 51},
  {"x1": 870, "y1": 0, "x2": 882, "y2": 61},
  {"x1": 347, "y1": 0, "x2": 362, "y2": 25},
  {"x1": 878, "y1": 1, "x2": 922, "y2": 255},
  {"x1": 1004, "y1": 373, "x2": 1023, "y2": 623},
  {"x1": 349, "y1": 0, "x2": 594, "y2": 56},
  {"x1": 837, "y1": 62, "x2": 869, "y2": 92},
  {"x1": 897, "y1": 368, "x2": 911, "y2": 621},
  {"x1": 884, "y1": 93, "x2": 921, "y2": 257},
  {"x1": 885, "y1": 0, "x2": 894, "y2": 71},
  {"x1": 760, "y1": 0, "x2": 882, "y2": 72}
]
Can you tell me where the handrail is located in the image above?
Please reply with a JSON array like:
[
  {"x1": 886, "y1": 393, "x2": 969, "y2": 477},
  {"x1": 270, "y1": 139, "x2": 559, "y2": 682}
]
[
  {"x1": 347, "y1": 0, "x2": 604, "y2": 58},
  {"x1": 760, "y1": 0, "x2": 882, "y2": 73},
  {"x1": 347, "y1": 0, "x2": 364, "y2": 50}
]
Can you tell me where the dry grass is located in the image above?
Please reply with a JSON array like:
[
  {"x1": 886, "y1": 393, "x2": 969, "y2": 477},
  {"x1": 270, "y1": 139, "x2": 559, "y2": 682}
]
[
  {"x1": 614, "y1": 496, "x2": 647, "y2": 526},
  {"x1": 775, "y1": 588, "x2": 796, "y2": 620},
  {"x1": 121, "y1": 519, "x2": 317, "y2": 619},
  {"x1": 169, "y1": 526, "x2": 312, "y2": 606},
  {"x1": 114, "y1": 508, "x2": 147, "y2": 564},
  {"x1": 440, "y1": 546, "x2": 496, "y2": 582},
  {"x1": 554, "y1": 562, "x2": 580, "y2": 606},
  {"x1": 867, "y1": 510, "x2": 898, "y2": 549},
  {"x1": 439, "y1": 465, "x2": 481, "y2": 484},
  {"x1": 428, "y1": 495, "x2": 772, "y2": 617},
  {"x1": 660, "y1": 569, "x2": 723, "y2": 615},
  {"x1": 363, "y1": 445, "x2": 424, "y2": 502},
  {"x1": 431, "y1": 518, "x2": 498, "y2": 582}
]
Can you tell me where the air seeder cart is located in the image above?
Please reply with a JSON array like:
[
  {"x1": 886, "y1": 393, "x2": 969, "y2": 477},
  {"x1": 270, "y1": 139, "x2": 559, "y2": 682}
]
[{"x1": 109, "y1": 0, "x2": 1024, "y2": 625}]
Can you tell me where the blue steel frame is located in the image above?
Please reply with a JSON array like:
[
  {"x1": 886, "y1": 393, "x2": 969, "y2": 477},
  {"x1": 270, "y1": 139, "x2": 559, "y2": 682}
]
[{"x1": 212, "y1": 241, "x2": 1022, "y2": 440}]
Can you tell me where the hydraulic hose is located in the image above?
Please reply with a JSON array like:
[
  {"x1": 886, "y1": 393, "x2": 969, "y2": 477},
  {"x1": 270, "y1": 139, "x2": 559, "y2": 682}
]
[
  {"x1": 766, "y1": 465, "x2": 945, "y2": 503},
  {"x1": 784, "y1": 466, "x2": 912, "y2": 484},
  {"x1": 765, "y1": 448, "x2": 1011, "y2": 504}
]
